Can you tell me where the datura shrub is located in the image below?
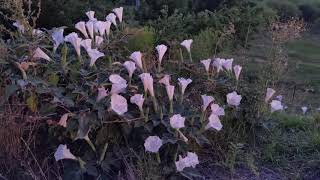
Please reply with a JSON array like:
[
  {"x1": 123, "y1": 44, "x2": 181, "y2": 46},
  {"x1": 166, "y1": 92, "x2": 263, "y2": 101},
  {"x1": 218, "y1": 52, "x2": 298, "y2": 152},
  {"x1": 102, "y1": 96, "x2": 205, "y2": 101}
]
[{"x1": 0, "y1": 6, "x2": 293, "y2": 180}]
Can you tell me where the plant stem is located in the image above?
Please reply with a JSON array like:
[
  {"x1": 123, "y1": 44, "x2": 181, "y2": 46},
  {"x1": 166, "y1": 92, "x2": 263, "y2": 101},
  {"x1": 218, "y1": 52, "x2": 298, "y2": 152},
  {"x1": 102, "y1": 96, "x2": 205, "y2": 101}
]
[
  {"x1": 188, "y1": 52, "x2": 193, "y2": 63},
  {"x1": 169, "y1": 100, "x2": 173, "y2": 114},
  {"x1": 156, "y1": 153, "x2": 161, "y2": 164},
  {"x1": 152, "y1": 96, "x2": 158, "y2": 113}
]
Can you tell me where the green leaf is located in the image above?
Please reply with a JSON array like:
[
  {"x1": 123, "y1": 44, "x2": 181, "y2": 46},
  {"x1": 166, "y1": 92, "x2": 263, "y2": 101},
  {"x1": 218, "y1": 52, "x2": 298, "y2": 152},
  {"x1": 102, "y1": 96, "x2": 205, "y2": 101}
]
[
  {"x1": 48, "y1": 73, "x2": 59, "y2": 86},
  {"x1": 0, "y1": 84, "x2": 19, "y2": 104},
  {"x1": 26, "y1": 93, "x2": 38, "y2": 112}
]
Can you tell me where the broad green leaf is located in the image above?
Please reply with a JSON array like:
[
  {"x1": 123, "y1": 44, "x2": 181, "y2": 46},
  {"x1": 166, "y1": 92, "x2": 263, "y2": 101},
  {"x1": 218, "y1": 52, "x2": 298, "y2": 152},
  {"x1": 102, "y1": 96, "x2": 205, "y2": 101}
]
[{"x1": 26, "y1": 93, "x2": 38, "y2": 112}]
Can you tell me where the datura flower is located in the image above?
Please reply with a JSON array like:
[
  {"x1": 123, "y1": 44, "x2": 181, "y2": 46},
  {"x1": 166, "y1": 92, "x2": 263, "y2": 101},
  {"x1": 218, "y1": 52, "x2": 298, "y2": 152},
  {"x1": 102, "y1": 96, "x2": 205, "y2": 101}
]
[
  {"x1": 130, "y1": 94, "x2": 144, "y2": 112},
  {"x1": 106, "y1": 13, "x2": 117, "y2": 26},
  {"x1": 178, "y1": 78, "x2": 192, "y2": 96},
  {"x1": 54, "y1": 144, "x2": 76, "y2": 161},
  {"x1": 201, "y1": 59, "x2": 211, "y2": 73},
  {"x1": 301, "y1": 106, "x2": 308, "y2": 114},
  {"x1": 123, "y1": 61, "x2": 136, "y2": 78},
  {"x1": 159, "y1": 75, "x2": 171, "y2": 86},
  {"x1": 227, "y1": 91, "x2": 242, "y2": 107},
  {"x1": 213, "y1": 58, "x2": 225, "y2": 73},
  {"x1": 222, "y1": 58, "x2": 233, "y2": 71},
  {"x1": 166, "y1": 85, "x2": 175, "y2": 101},
  {"x1": 270, "y1": 100, "x2": 283, "y2": 113},
  {"x1": 170, "y1": 114, "x2": 185, "y2": 129},
  {"x1": 86, "y1": 11, "x2": 96, "y2": 21},
  {"x1": 13, "y1": 21, "x2": 25, "y2": 33},
  {"x1": 210, "y1": 103, "x2": 225, "y2": 116},
  {"x1": 139, "y1": 73, "x2": 155, "y2": 97},
  {"x1": 111, "y1": 83, "x2": 128, "y2": 94},
  {"x1": 180, "y1": 39, "x2": 193, "y2": 53},
  {"x1": 75, "y1": 21, "x2": 89, "y2": 38},
  {"x1": 105, "y1": 21, "x2": 112, "y2": 37},
  {"x1": 52, "y1": 28, "x2": 64, "y2": 52},
  {"x1": 32, "y1": 29, "x2": 44, "y2": 36},
  {"x1": 95, "y1": 36, "x2": 104, "y2": 47},
  {"x1": 97, "y1": 87, "x2": 109, "y2": 102},
  {"x1": 205, "y1": 114, "x2": 223, "y2": 131},
  {"x1": 94, "y1": 21, "x2": 108, "y2": 36},
  {"x1": 58, "y1": 113, "x2": 71, "y2": 128},
  {"x1": 233, "y1": 65, "x2": 242, "y2": 81},
  {"x1": 144, "y1": 136, "x2": 163, "y2": 153},
  {"x1": 175, "y1": 152, "x2": 199, "y2": 172},
  {"x1": 130, "y1": 51, "x2": 143, "y2": 70},
  {"x1": 156, "y1": 44, "x2": 168, "y2": 64},
  {"x1": 112, "y1": 7, "x2": 123, "y2": 23},
  {"x1": 33, "y1": 48, "x2": 51, "y2": 61},
  {"x1": 86, "y1": 21, "x2": 94, "y2": 39},
  {"x1": 111, "y1": 94, "x2": 128, "y2": 115},
  {"x1": 265, "y1": 88, "x2": 276, "y2": 103},
  {"x1": 87, "y1": 49, "x2": 105, "y2": 67},
  {"x1": 80, "y1": 39, "x2": 92, "y2": 52},
  {"x1": 109, "y1": 74, "x2": 127, "y2": 85},
  {"x1": 201, "y1": 95, "x2": 215, "y2": 111},
  {"x1": 276, "y1": 95, "x2": 283, "y2": 101},
  {"x1": 64, "y1": 32, "x2": 82, "y2": 57}
]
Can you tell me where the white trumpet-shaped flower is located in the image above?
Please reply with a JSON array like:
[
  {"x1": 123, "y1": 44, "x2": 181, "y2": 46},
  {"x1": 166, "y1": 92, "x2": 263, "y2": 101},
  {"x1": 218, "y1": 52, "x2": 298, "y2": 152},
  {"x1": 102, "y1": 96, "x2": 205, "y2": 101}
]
[
  {"x1": 52, "y1": 28, "x2": 64, "y2": 51},
  {"x1": 111, "y1": 83, "x2": 127, "y2": 94},
  {"x1": 86, "y1": 21, "x2": 94, "y2": 39},
  {"x1": 227, "y1": 91, "x2": 242, "y2": 107},
  {"x1": 54, "y1": 144, "x2": 76, "y2": 161},
  {"x1": 33, "y1": 48, "x2": 51, "y2": 61},
  {"x1": 13, "y1": 21, "x2": 25, "y2": 33},
  {"x1": 170, "y1": 114, "x2": 185, "y2": 129},
  {"x1": 86, "y1": 11, "x2": 96, "y2": 21},
  {"x1": 130, "y1": 51, "x2": 143, "y2": 70},
  {"x1": 265, "y1": 88, "x2": 276, "y2": 103},
  {"x1": 58, "y1": 113, "x2": 71, "y2": 128},
  {"x1": 139, "y1": 73, "x2": 155, "y2": 97},
  {"x1": 166, "y1": 85, "x2": 175, "y2": 101},
  {"x1": 201, "y1": 95, "x2": 214, "y2": 111},
  {"x1": 109, "y1": 74, "x2": 127, "y2": 85},
  {"x1": 80, "y1": 39, "x2": 92, "y2": 52},
  {"x1": 156, "y1": 44, "x2": 167, "y2": 64},
  {"x1": 123, "y1": 61, "x2": 136, "y2": 78},
  {"x1": 94, "y1": 21, "x2": 107, "y2": 36},
  {"x1": 130, "y1": 94, "x2": 144, "y2": 111},
  {"x1": 223, "y1": 58, "x2": 233, "y2": 71},
  {"x1": 301, "y1": 106, "x2": 308, "y2": 114},
  {"x1": 205, "y1": 114, "x2": 223, "y2": 131},
  {"x1": 233, "y1": 65, "x2": 242, "y2": 81},
  {"x1": 106, "y1": 13, "x2": 117, "y2": 26},
  {"x1": 213, "y1": 58, "x2": 225, "y2": 73},
  {"x1": 159, "y1": 75, "x2": 171, "y2": 86},
  {"x1": 178, "y1": 78, "x2": 192, "y2": 96},
  {"x1": 87, "y1": 48, "x2": 104, "y2": 67},
  {"x1": 113, "y1": 7, "x2": 124, "y2": 23},
  {"x1": 180, "y1": 39, "x2": 193, "y2": 53},
  {"x1": 201, "y1": 59, "x2": 211, "y2": 73},
  {"x1": 105, "y1": 21, "x2": 112, "y2": 37},
  {"x1": 111, "y1": 94, "x2": 128, "y2": 115},
  {"x1": 97, "y1": 87, "x2": 109, "y2": 102},
  {"x1": 65, "y1": 32, "x2": 82, "y2": 56},
  {"x1": 75, "y1": 22, "x2": 89, "y2": 38},
  {"x1": 95, "y1": 36, "x2": 104, "y2": 47},
  {"x1": 144, "y1": 136, "x2": 162, "y2": 153},
  {"x1": 270, "y1": 100, "x2": 283, "y2": 113},
  {"x1": 210, "y1": 103, "x2": 225, "y2": 116},
  {"x1": 175, "y1": 152, "x2": 199, "y2": 172}
]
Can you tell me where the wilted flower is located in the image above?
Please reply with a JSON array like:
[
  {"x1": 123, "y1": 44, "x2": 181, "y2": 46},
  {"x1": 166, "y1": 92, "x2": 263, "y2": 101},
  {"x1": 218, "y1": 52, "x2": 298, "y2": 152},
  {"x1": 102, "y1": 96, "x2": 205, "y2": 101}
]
[
  {"x1": 213, "y1": 58, "x2": 225, "y2": 73},
  {"x1": 86, "y1": 21, "x2": 94, "y2": 39},
  {"x1": 75, "y1": 21, "x2": 89, "y2": 38},
  {"x1": 33, "y1": 48, "x2": 51, "y2": 61},
  {"x1": 233, "y1": 65, "x2": 242, "y2": 81},
  {"x1": 65, "y1": 32, "x2": 82, "y2": 56},
  {"x1": 156, "y1": 44, "x2": 168, "y2": 64},
  {"x1": 54, "y1": 144, "x2": 76, "y2": 161},
  {"x1": 201, "y1": 95, "x2": 215, "y2": 111},
  {"x1": 227, "y1": 91, "x2": 242, "y2": 107},
  {"x1": 205, "y1": 114, "x2": 223, "y2": 131},
  {"x1": 201, "y1": 59, "x2": 211, "y2": 73},
  {"x1": 58, "y1": 113, "x2": 71, "y2": 128},
  {"x1": 301, "y1": 106, "x2": 308, "y2": 114},
  {"x1": 80, "y1": 39, "x2": 92, "y2": 52},
  {"x1": 111, "y1": 83, "x2": 127, "y2": 94},
  {"x1": 178, "y1": 78, "x2": 192, "y2": 96},
  {"x1": 123, "y1": 61, "x2": 136, "y2": 78},
  {"x1": 111, "y1": 94, "x2": 128, "y2": 115},
  {"x1": 97, "y1": 87, "x2": 109, "y2": 102},
  {"x1": 109, "y1": 74, "x2": 127, "y2": 85},
  {"x1": 32, "y1": 29, "x2": 44, "y2": 36},
  {"x1": 144, "y1": 136, "x2": 162, "y2": 153},
  {"x1": 265, "y1": 88, "x2": 276, "y2": 103},
  {"x1": 106, "y1": 13, "x2": 117, "y2": 26},
  {"x1": 130, "y1": 51, "x2": 143, "y2": 70},
  {"x1": 159, "y1": 75, "x2": 171, "y2": 86},
  {"x1": 180, "y1": 39, "x2": 193, "y2": 53},
  {"x1": 112, "y1": 7, "x2": 123, "y2": 23},
  {"x1": 13, "y1": 21, "x2": 25, "y2": 33},
  {"x1": 87, "y1": 49, "x2": 104, "y2": 67},
  {"x1": 95, "y1": 36, "x2": 104, "y2": 47},
  {"x1": 130, "y1": 94, "x2": 144, "y2": 111},
  {"x1": 139, "y1": 73, "x2": 155, "y2": 97},
  {"x1": 52, "y1": 28, "x2": 64, "y2": 51},
  {"x1": 170, "y1": 114, "x2": 185, "y2": 129},
  {"x1": 210, "y1": 103, "x2": 225, "y2": 116},
  {"x1": 86, "y1": 11, "x2": 96, "y2": 21},
  {"x1": 223, "y1": 58, "x2": 233, "y2": 71},
  {"x1": 166, "y1": 85, "x2": 175, "y2": 101},
  {"x1": 270, "y1": 100, "x2": 283, "y2": 113}
]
